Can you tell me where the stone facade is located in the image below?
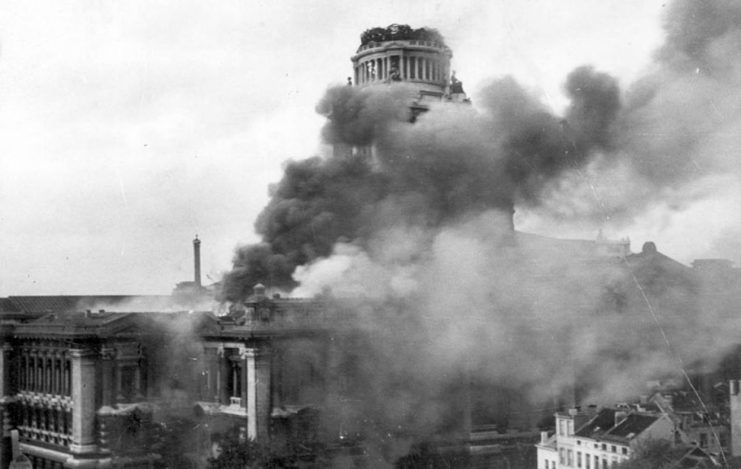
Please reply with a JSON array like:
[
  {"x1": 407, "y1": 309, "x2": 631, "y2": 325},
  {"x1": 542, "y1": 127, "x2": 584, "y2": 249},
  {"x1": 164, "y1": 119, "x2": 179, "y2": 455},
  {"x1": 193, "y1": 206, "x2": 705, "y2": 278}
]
[{"x1": 0, "y1": 296, "x2": 360, "y2": 468}]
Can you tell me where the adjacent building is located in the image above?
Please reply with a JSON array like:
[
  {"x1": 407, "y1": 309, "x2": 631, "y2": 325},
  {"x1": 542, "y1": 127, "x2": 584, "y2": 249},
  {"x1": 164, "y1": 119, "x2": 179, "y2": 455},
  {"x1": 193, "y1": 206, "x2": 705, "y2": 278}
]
[{"x1": 538, "y1": 406, "x2": 681, "y2": 469}]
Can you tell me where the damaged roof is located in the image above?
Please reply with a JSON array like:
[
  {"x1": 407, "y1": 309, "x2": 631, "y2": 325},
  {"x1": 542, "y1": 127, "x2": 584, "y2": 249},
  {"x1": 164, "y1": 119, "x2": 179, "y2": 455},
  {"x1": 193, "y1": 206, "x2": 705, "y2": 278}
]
[
  {"x1": 601, "y1": 414, "x2": 660, "y2": 443},
  {"x1": 574, "y1": 409, "x2": 616, "y2": 439},
  {"x1": 574, "y1": 409, "x2": 664, "y2": 444}
]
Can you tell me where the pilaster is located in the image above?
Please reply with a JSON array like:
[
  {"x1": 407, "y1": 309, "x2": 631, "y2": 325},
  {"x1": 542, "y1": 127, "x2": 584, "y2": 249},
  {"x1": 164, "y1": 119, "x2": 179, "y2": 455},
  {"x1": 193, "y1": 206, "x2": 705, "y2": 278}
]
[
  {"x1": 69, "y1": 348, "x2": 97, "y2": 454},
  {"x1": 0, "y1": 344, "x2": 13, "y2": 397},
  {"x1": 0, "y1": 344, "x2": 14, "y2": 469},
  {"x1": 244, "y1": 347, "x2": 271, "y2": 442}
]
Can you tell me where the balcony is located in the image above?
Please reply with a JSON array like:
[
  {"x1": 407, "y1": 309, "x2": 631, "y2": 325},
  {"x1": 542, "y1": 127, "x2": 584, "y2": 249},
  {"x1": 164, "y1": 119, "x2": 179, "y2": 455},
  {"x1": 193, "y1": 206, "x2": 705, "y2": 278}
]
[{"x1": 229, "y1": 397, "x2": 243, "y2": 407}]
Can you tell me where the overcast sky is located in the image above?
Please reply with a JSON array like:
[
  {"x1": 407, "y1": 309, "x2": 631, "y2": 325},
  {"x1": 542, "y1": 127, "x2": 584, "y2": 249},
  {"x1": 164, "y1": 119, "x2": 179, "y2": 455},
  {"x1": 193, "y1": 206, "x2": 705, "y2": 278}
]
[{"x1": 2, "y1": 0, "x2": 726, "y2": 296}]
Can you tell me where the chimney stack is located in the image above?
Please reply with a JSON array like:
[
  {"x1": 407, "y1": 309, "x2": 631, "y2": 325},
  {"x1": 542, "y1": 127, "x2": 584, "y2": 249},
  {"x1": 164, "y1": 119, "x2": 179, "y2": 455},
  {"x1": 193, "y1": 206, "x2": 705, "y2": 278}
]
[{"x1": 193, "y1": 235, "x2": 202, "y2": 288}]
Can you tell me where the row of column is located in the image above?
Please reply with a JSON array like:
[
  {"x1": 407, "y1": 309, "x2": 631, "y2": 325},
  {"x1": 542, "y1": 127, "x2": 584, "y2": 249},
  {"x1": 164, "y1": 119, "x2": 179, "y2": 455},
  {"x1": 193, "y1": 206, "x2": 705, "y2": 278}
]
[
  {"x1": 355, "y1": 55, "x2": 446, "y2": 85},
  {"x1": 100, "y1": 347, "x2": 144, "y2": 404},
  {"x1": 18, "y1": 349, "x2": 71, "y2": 396},
  {"x1": 198, "y1": 348, "x2": 227, "y2": 404},
  {"x1": 5, "y1": 344, "x2": 145, "y2": 457},
  {"x1": 19, "y1": 405, "x2": 72, "y2": 438},
  {"x1": 27, "y1": 455, "x2": 65, "y2": 469},
  {"x1": 201, "y1": 346, "x2": 271, "y2": 441}
]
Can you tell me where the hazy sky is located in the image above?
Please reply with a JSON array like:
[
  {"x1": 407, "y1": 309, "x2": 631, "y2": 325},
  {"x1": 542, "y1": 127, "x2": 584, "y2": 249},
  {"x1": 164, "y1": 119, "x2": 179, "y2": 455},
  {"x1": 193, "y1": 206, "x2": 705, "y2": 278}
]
[{"x1": 0, "y1": 0, "x2": 718, "y2": 296}]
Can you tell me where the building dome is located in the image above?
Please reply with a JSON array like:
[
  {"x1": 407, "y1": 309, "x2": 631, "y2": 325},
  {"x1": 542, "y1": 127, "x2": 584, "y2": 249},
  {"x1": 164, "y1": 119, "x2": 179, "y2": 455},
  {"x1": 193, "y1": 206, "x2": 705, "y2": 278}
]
[{"x1": 351, "y1": 24, "x2": 452, "y2": 96}]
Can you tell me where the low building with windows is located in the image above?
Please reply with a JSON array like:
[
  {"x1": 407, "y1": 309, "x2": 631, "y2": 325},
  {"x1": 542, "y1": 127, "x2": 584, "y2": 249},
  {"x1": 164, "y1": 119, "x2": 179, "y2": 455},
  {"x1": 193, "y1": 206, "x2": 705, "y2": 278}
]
[{"x1": 537, "y1": 406, "x2": 676, "y2": 469}]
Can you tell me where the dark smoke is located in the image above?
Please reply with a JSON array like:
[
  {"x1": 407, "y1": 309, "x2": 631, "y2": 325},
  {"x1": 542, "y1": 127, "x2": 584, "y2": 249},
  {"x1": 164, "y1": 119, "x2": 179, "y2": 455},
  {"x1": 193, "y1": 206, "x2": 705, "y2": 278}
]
[
  {"x1": 223, "y1": 155, "x2": 389, "y2": 297},
  {"x1": 534, "y1": 0, "x2": 741, "y2": 226},
  {"x1": 222, "y1": 67, "x2": 621, "y2": 299}
]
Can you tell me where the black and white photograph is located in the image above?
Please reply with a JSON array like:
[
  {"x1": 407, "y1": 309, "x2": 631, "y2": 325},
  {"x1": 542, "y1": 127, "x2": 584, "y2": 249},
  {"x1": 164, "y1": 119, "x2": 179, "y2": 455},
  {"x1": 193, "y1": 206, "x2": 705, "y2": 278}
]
[{"x1": 2, "y1": 1, "x2": 741, "y2": 468}]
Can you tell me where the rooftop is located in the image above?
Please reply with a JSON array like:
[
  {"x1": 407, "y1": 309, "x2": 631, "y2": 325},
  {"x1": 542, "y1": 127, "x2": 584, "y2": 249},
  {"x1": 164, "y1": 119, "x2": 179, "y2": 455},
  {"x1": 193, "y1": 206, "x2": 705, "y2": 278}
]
[
  {"x1": 574, "y1": 409, "x2": 616, "y2": 439},
  {"x1": 602, "y1": 413, "x2": 660, "y2": 442},
  {"x1": 0, "y1": 295, "x2": 174, "y2": 314}
]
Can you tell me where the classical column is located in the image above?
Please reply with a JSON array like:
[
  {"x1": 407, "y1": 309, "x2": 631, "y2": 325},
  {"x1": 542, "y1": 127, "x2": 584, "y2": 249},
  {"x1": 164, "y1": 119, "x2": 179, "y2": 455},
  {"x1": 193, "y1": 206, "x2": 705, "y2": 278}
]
[
  {"x1": 23, "y1": 351, "x2": 29, "y2": 391},
  {"x1": 115, "y1": 363, "x2": 124, "y2": 403},
  {"x1": 52, "y1": 354, "x2": 59, "y2": 395},
  {"x1": 217, "y1": 348, "x2": 229, "y2": 404},
  {"x1": 244, "y1": 347, "x2": 271, "y2": 441},
  {"x1": 44, "y1": 353, "x2": 51, "y2": 394},
  {"x1": 38, "y1": 352, "x2": 44, "y2": 394},
  {"x1": 63, "y1": 357, "x2": 71, "y2": 396},
  {"x1": 270, "y1": 349, "x2": 282, "y2": 410},
  {"x1": 69, "y1": 348, "x2": 97, "y2": 454},
  {"x1": 0, "y1": 344, "x2": 12, "y2": 397},
  {"x1": 134, "y1": 365, "x2": 143, "y2": 400},
  {"x1": 32, "y1": 351, "x2": 38, "y2": 392},
  {"x1": 100, "y1": 347, "x2": 115, "y2": 407}
]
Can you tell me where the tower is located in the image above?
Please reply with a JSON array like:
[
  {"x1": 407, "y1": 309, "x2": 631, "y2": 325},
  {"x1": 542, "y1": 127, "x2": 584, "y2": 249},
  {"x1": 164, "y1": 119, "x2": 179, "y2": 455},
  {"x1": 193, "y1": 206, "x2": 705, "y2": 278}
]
[{"x1": 193, "y1": 235, "x2": 202, "y2": 288}]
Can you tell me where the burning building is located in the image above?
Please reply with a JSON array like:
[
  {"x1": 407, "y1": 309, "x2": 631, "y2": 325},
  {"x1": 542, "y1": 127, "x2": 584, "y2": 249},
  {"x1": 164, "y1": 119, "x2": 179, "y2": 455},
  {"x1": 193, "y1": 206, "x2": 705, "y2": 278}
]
[{"x1": 4, "y1": 8, "x2": 741, "y2": 468}]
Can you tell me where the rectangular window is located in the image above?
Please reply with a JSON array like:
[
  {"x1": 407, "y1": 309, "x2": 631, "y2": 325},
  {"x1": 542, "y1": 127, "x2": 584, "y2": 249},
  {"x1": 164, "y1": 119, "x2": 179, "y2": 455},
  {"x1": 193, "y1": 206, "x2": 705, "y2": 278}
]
[
  {"x1": 611, "y1": 445, "x2": 616, "y2": 453},
  {"x1": 601, "y1": 444, "x2": 607, "y2": 451},
  {"x1": 568, "y1": 450, "x2": 573, "y2": 466},
  {"x1": 545, "y1": 460, "x2": 549, "y2": 469},
  {"x1": 621, "y1": 447, "x2": 628, "y2": 455},
  {"x1": 602, "y1": 458, "x2": 607, "y2": 469},
  {"x1": 560, "y1": 448, "x2": 566, "y2": 465},
  {"x1": 577, "y1": 451, "x2": 582, "y2": 468},
  {"x1": 586, "y1": 453, "x2": 591, "y2": 469}
]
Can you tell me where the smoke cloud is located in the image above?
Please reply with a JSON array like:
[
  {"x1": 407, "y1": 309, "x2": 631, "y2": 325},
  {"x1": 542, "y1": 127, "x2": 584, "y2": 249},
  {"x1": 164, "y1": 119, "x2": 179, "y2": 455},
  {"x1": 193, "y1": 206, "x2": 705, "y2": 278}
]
[
  {"x1": 222, "y1": 66, "x2": 621, "y2": 299},
  {"x1": 221, "y1": 0, "x2": 741, "y2": 438}
]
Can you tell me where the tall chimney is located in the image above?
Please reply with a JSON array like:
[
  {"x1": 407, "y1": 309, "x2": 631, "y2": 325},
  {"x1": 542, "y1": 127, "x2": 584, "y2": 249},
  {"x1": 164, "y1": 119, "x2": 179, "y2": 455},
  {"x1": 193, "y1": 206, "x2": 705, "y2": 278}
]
[{"x1": 193, "y1": 235, "x2": 202, "y2": 288}]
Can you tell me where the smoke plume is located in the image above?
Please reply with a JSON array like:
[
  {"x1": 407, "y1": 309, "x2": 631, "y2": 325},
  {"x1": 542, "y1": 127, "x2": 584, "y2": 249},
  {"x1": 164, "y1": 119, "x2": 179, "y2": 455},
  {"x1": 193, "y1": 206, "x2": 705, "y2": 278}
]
[
  {"x1": 222, "y1": 0, "x2": 741, "y2": 436},
  {"x1": 222, "y1": 66, "x2": 622, "y2": 298}
]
